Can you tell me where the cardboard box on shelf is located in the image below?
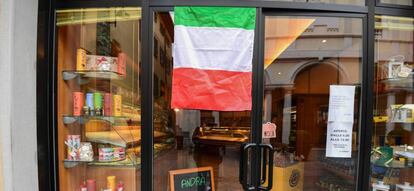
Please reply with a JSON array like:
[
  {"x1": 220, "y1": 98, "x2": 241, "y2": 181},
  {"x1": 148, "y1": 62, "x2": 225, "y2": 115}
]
[
  {"x1": 390, "y1": 104, "x2": 414, "y2": 123},
  {"x1": 265, "y1": 162, "x2": 304, "y2": 191},
  {"x1": 86, "y1": 55, "x2": 118, "y2": 73}
]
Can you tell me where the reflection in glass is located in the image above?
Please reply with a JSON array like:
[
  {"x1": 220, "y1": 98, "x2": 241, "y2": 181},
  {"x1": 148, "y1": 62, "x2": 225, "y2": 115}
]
[
  {"x1": 264, "y1": 0, "x2": 364, "y2": 6},
  {"x1": 56, "y1": 8, "x2": 141, "y2": 191},
  {"x1": 264, "y1": 16, "x2": 362, "y2": 190},
  {"x1": 371, "y1": 15, "x2": 414, "y2": 190},
  {"x1": 379, "y1": 0, "x2": 413, "y2": 6},
  {"x1": 152, "y1": 12, "x2": 252, "y2": 190}
]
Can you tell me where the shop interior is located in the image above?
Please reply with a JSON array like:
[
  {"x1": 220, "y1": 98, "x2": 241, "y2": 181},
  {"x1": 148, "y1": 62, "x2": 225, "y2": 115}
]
[{"x1": 57, "y1": 8, "x2": 143, "y2": 190}]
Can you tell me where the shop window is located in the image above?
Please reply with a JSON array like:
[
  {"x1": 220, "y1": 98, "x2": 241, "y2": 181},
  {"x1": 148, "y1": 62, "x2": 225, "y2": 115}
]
[
  {"x1": 266, "y1": 0, "x2": 365, "y2": 6},
  {"x1": 152, "y1": 11, "x2": 252, "y2": 190},
  {"x1": 378, "y1": 0, "x2": 413, "y2": 6},
  {"x1": 371, "y1": 15, "x2": 414, "y2": 190},
  {"x1": 56, "y1": 7, "x2": 142, "y2": 191}
]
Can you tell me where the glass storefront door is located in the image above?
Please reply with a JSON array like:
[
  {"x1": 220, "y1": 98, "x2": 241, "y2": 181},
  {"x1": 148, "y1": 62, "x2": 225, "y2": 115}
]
[
  {"x1": 262, "y1": 15, "x2": 364, "y2": 191},
  {"x1": 151, "y1": 10, "x2": 267, "y2": 191}
]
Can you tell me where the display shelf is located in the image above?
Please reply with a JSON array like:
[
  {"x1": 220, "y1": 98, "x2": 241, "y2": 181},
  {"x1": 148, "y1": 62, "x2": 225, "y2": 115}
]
[
  {"x1": 315, "y1": 181, "x2": 353, "y2": 191},
  {"x1": 320, "y1": 163, "x2": 355, "y2": 181},
  {"x1": 371, "y1": 160, "x2": 414, "y2": 169},
  {"x1": 63, "y1": 143, "x2": 172, "y2": 169},
  {"x1": 62, "y1": 70, "x2": 122, "y2": 82},
  {"x1": 374, "y1": 121, "x2": 414, "y2": 124},
  {"x1": 315, "y1": 183, "x2": 331, "y2": 191},
  {"x1": 63, "y1": 158, "x2": 131, "y2": 169},
  {"x1": 316, "y1": 169, "x2": 355, "y2": 191},
  {"x1": 85, "y1": 130, "x2": 167, "y2": 148},
  {"x1": 379, "y1": 76, "x2": 414, "y2": 90},
  {"x1": 63, "y1": 159, "x2": 93, "y2": 168},
  {"x1": 62, "y1": 115, "x2": 131, "y2": 125},
  {"x1": 88, "y1": 160, "x2": 140, "y2": 168}
]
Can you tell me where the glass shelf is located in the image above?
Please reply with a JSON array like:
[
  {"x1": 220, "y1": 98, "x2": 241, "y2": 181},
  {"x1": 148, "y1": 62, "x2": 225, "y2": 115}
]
[
  {"x1": 62, "y1": 70, "x2": 122, "y2": 82},
  {"x1": 62, "y1": 115, "x2": 130, "y2": 125},
  {"x1": 63, "y1": 159, "x2": 94, "y2": 168},
  {"x1": 371, "y1": 160, "x2": 414, "y2": 169},
  {"x1": 379, "y1": 76, "x2": 414, "y2": 90},
  {"x1": 63, "y1": 158, "x2": 133, "y2": 169},
  {"x1": 320, "y1": 162, "x2": 355, "y2": 181}
]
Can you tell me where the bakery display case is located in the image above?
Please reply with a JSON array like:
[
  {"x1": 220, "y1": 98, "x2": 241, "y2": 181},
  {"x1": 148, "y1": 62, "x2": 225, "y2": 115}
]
[
  {"x1": 56, "y1": 7, "x2": 143, "y2": 190},
  {"x1": 192, "y1": 127, "x2": 250, "y2": 146},
  {"x1": 191, "y1": 111, "x2": 251, "y2": 147},
  {"x1": 371, "y1": 15, "x2": 414, "y2": 190}
]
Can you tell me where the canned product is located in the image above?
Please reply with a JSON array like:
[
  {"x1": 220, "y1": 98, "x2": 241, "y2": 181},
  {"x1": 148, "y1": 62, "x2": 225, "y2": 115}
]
[
  {"x1": 113, "y1": 95, "x2": 122, "y2": 116},
  {"x1": 107, "y1": 176, "x2": 116, "y2": 191},
  {"x1": 104, "y1": 93, "x2": 113, "y2": 116},
  {"x1": 85, "y1": 93, "x2": 94, "y2": 115},
  {"x1": 86, "y1": 179, "x2": 96, "y2": 191},
  {"x1": 93, "y1": 92, "x2": 103, "y2": 108},
  {"x1": 72, "y1": 92, "x2": 84, "y2": 116},
  {"x1": 117, "y1": 53, "x2": 126, "y2": 76},
  {"x1": 93, "y1": 92, "x2": 103, "y2": 116},
  {"x1": 99, "y1": 148, "x2": 114, "y2": 161},
  {"x1": 76, "y1": 48, "x2": 87, "y2": 71}
]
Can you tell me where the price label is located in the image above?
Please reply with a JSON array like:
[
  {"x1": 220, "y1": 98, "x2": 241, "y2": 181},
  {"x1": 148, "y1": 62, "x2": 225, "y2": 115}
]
[{"x1": 262, "y1": 122, "x2": 276, "y2": 139}]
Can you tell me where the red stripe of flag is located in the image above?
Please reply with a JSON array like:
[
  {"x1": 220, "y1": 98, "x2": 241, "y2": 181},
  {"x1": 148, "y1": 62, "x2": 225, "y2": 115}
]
[{"x1": 171, "y1": 68, "x2": 252, "y2": 111}]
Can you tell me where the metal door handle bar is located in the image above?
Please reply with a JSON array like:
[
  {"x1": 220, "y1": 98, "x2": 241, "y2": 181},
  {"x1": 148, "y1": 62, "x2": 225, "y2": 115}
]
[{"x1": 258, "y1": 144, "x2": 274, "y2": 191}]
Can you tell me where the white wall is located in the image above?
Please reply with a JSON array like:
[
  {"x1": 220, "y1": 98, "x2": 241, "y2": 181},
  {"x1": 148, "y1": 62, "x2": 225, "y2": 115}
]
[{"x1": 0, "y1": 0, "x2": 39, "y2": 190}]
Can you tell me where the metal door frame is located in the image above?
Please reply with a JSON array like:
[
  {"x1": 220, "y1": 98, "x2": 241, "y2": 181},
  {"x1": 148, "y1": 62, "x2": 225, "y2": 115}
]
[
  {"x1": 36, "y1": 0, "x2": 414, "y2": 190},
  {"x1": 144, "y1": 6, "x2": 266, "y2": 191},
  {"x1": 259, "y1": 10, "x2": 369, "y2": 191}
]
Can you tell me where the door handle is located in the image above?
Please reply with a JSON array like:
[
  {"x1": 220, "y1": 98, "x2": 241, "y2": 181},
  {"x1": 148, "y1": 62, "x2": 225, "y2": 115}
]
[
  {"x1": 260, "y1": 146, "x2": 267, "y2": 185},
  {"x1": 258, "y1": 144, "x2": 274, "y2": 191},
  {"x1": 239, "y1": 143, "x2": 256, "y2": 190}
]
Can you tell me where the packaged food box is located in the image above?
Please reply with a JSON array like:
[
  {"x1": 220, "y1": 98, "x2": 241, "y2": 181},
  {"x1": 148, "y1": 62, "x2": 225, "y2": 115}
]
[
  {"x1": 66, "y1": 135, "x2": 81, "y2": 160},
  {"x1": 86, "y1": 55, "x2": 118, "y2": 73},
  {"x1": 98, "y1": 147, "x2": 126, "y2": 161},
  {"x1": 99, "y1": 148, "x2": 114, "y2": 161}
]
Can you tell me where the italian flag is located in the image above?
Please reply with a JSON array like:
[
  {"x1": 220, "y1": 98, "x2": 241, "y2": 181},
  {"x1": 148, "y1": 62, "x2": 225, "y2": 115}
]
[{"x1": 171, "y1": 6, "x2": 256, "y2": 111}]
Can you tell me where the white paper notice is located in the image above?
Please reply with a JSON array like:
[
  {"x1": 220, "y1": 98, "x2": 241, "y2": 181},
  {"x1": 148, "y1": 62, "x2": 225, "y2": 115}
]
[
  {"x1": 326, "y1": 122, "x2": 353, "y2": 158},
  {"x1": 328, "y1": 85, "x2": 355, "y2": 123},
  {"x1": 326, "y1": 85, "x2": 356, "y2": 158}
]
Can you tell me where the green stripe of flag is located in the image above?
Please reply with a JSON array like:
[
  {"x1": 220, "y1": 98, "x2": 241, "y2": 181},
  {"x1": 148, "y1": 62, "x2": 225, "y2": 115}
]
[{"x1": 174, "y1": 6, "x2": 256, "y2": 30}]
